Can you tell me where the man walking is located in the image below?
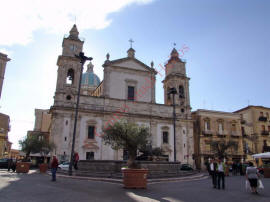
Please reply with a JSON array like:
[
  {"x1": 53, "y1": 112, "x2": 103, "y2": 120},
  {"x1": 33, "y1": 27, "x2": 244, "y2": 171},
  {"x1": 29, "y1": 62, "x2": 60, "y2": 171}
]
[
  {"x1": 51, "y1": 156, "x2": 59, "y2": 182},
  {"x1": 217, "y1": 159, "x2": 225, "y2": 189},
  {"x1": 210, "y1": 159, "x2": 218, "y2": 188},
  {"x1": 73, "y1": 152, "x2": 79, "y2": 170}
]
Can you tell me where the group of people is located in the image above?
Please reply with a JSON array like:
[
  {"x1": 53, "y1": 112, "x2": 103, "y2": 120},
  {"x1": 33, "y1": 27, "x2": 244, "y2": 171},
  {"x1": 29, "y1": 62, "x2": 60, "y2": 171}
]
[
  {"x1": 232, "y1": 161, "x2": 244, "y2": 176},
  {"x1": 50, "y1": 152, "x2": 79, "y2": 181},
  {"x1": 208, "y1": 158, "x2": 262, "y2": 194},
  {"x1": 209, "y1": 158, "x2": 226, "y2": 189}
]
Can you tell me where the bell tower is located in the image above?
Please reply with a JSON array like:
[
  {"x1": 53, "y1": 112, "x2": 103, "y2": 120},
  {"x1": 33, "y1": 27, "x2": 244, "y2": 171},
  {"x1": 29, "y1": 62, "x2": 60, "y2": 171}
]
[
  {"x1": 163, "y1": 48, "x2": 191, "y2": 114},
  {"x1": 54, "y1": 25, "x2": 84, "y2": 104}
]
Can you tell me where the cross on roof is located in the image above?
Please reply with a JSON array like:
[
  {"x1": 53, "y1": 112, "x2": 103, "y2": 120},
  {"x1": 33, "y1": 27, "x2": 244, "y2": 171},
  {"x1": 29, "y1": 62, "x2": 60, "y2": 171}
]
[
  {"x1": 129, "y1": 39, "x2": 134, "y2": 48},
  {"x1": 173, "y1": 42, "x2": 176, "y2": 47}
]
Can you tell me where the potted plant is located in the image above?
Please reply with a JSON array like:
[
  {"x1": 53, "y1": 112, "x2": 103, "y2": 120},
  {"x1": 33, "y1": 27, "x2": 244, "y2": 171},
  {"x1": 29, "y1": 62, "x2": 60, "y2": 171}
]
[{"x1": 102, "y1": 121, "x2": 150, "y2": 188}]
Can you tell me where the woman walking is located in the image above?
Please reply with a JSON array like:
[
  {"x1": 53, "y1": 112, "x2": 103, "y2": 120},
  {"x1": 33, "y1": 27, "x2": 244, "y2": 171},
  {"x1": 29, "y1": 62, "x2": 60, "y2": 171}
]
[{"x1": 246, "y1": 162, "x2": 259, "y2": 194}]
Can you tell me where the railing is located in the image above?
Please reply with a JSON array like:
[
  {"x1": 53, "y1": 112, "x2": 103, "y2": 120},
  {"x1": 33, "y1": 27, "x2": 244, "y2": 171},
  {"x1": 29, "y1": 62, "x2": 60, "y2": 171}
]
[
  {"x1": 258, "y1": 116, "x2": 267, "y2": 122},
  {"x1": 242, "y1": 133, "x2": 248, "y2": 137},
  {"x1": 231, "y1": 131, "x2": 240, "y2": 137},
  {"x1": 261, "y1": 131, "x2": 269, "y2": 136},
  {"x1": 202, "y1": 130, "x2": 213, "y2": 136}
]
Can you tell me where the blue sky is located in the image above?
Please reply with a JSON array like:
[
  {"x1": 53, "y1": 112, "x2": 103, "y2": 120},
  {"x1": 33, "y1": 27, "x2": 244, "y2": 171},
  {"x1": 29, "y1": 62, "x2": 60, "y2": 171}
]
[{"x1": 0, "y1": 0, "x2": 269, "y2": 149}]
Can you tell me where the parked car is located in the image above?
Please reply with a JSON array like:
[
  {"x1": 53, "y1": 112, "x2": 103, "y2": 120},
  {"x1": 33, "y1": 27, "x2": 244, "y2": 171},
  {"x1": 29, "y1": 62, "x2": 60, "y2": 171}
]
[
  {"x1": 180, "y1": 164, "x2": 193, "y2": 171},
  {"x1": 0, "y1": 158, "x2": 9, "y2": 168},
  {"x1": 58, "y1": 162, "x2": 70, "y2": 170}
]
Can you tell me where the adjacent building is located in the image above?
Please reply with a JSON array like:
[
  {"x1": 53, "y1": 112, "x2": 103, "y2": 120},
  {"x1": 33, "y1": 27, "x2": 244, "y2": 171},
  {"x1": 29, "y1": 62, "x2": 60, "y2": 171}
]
[
  {"x1": 0, "y1": 52, "x2": 10, "y2": 100},
  {"x1": 192, "y1": 110, "x2": 244, "y2": 169},
  {"x1": 0, "y1": 113, "x2": 11, "y2": 158},
  {"x1": 27, "y1": 109, "x2": 51, "y2": 141},
  {"x1": 0, "y1": 52, "x2": 12, "y2": 158},
  {"x1": 235, "y1": 106, "x2": 270, "y2": 161}
]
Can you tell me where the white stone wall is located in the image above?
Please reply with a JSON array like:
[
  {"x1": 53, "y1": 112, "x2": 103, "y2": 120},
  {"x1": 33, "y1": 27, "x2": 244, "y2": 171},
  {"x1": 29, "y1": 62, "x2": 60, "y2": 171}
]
[{"x1": 108, "y1": 70, "x2": 153, "y2": 102}]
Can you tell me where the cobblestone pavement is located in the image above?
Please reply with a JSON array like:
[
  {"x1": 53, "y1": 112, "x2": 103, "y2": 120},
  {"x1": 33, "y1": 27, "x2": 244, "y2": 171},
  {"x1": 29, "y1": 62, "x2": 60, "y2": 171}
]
[{"x1": 0, "y1": 169, "x2": 269, "y2": 202}]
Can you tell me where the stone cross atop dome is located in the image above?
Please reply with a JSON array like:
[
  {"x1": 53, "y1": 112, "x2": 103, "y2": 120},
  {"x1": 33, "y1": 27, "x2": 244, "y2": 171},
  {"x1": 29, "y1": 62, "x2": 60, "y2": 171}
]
[{"x1": 69, "y1": 24, "x2": 79, "y2": 39}]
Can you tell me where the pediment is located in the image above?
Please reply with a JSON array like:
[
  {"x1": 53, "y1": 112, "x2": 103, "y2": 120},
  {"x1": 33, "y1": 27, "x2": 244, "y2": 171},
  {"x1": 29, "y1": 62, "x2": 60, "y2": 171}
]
[
  {"x1": 114, "y1": 59, "x2": 149, "y2": 71},
  {"x1": 105, "y1": 57, "x2": 156, "y2": 73}
]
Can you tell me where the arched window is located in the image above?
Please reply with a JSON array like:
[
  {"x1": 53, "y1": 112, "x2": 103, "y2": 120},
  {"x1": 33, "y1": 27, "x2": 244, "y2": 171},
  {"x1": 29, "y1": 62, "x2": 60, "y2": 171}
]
[
  {"x1": 179, "y1": 85, "x2": 184, "y2": 98},
  {"x1": 262, "y1": 125, "x2": 265, "y2": 131},
  {"x1": 66, "y1": 68, "x2": 74, "y2": 84}
]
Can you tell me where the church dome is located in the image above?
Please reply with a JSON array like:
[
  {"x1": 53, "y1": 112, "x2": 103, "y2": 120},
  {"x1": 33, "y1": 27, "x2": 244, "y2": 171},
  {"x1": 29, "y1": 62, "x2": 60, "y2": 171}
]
[{"x1": 81, "y1": 62, "x2": 100, "y2": 87}]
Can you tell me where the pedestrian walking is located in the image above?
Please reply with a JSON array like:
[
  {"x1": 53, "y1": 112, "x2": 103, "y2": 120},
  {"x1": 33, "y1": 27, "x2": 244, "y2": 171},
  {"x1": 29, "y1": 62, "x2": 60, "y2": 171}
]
[
  {"x1": 210, "y1": 159, "x2": 218, "y2": 188},
  {"x1": 73, "y1": 152, "x2": 79, "y2": 170},
  {"x1": 246, "y1": 162, "x2": 259, "y2": 194},
  {"x1": 51, "y1": 156, "x2": 59, "y2": 182},
  {"x1": 225, "y1": 161, "x2": 230, "y2": 176},
  {"x1": 11, "y1": 159, "x2": 16, "y2": 172},
  {"x1": 7, "y1": 158, "x2": 12, "y2": 171},
  {"x1": 239, "y1": 162, "x2": 244, "y2": 176},
  {"x1": 217, "y1": 159, "x2": 225, "y2": 189},
  {"x1": 232, "y1": 162, "x2": 237, "y2": 176}
]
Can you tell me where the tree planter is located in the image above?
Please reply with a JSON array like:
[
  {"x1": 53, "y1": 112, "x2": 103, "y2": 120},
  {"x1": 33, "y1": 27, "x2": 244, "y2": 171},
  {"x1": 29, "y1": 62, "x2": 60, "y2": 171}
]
[
  {"x1": 39, "y1": 163, "x2": 48, "y2": 173},
  {"x1": 263, "y1": 168, "x2": 270, "y2": 178},
  {"x1": 122, "y1": 168, "x2": 148, "y2": 189},
  {"x1": 16, "y1": 162, "x2": 30, "y2": 173}
]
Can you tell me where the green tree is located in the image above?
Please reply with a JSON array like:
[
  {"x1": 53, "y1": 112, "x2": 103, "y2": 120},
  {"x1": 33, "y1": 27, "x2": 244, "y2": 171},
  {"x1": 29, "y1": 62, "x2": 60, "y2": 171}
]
[
  {"x1": 19, "y1": 133, "x2": 55, "y2": 160},
  {"x1": 210, "y1": 140, "x2": 238, "y2": 159},
  {"x1": 102, "y1": 121, "x2": 150, "y2": 168}
]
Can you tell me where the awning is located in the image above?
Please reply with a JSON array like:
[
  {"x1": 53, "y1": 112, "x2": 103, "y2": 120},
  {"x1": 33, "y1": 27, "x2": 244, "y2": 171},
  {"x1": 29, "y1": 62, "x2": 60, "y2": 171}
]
[{"x1": 252, "y1": 152, "x2": 270, "y2": 159}]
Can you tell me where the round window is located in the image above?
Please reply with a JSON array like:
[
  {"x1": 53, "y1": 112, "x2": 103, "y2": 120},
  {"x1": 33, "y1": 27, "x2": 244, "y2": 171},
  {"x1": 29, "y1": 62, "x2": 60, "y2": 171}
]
[{"x1": 66, "y1": 95, "x2": 72, "y2": 100}]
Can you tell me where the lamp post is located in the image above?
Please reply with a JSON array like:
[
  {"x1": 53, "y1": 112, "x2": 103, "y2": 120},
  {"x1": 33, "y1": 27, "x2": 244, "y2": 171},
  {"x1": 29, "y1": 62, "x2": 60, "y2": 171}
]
[
  {"x1": 168, "y1": 87, "x2": 177, "y2": 162},
  {"x1": 68, "y1": 52, "x2": 92, "y2": 176}
]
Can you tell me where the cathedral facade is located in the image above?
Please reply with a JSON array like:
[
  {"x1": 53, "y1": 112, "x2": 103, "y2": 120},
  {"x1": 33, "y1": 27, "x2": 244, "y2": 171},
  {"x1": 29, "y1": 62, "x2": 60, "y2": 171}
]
[{"x1": 50, "y1": 25, "x2": 194, "y2": 164}]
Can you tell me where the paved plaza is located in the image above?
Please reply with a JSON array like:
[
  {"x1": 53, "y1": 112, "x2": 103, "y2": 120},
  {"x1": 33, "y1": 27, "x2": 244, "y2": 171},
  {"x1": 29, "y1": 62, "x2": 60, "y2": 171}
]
[{"x1": 0, "y1": 169, "x2": 269, "y2": 202}]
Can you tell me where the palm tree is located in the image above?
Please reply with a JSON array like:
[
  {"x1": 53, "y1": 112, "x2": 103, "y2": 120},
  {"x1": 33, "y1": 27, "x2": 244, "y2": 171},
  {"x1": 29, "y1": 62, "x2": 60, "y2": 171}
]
[
  {"x1": 210, "y1": 140, "x2": 238, "y2": 159},
  {"x1": 102, "y1": 121, "x2": 150, "y2": 168}
]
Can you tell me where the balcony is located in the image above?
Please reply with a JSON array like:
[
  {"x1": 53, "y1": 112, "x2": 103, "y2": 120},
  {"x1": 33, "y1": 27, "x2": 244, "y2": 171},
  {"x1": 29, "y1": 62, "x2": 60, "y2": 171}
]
[
  {"x1": 258, "y1": 116, "x2": 267, "y2": 122},
  {"x1": 241, "y1": 120, "x2": 246, "y2": 124},
  {"x1": 231, "y1": 131, "x2": 240, "y2": 138},
  {"x1": 202, "y1": 130, "x2": 213, "y2": 136},
  {"x1": 261, "y1": 131, "x2": 269, "y2": 136},
  {"x1": 242, "y1": 133, "x2": 248, "y2": 137},
  {"x1": 217, "y1": 131, "x2": 226, "y2": 138}
]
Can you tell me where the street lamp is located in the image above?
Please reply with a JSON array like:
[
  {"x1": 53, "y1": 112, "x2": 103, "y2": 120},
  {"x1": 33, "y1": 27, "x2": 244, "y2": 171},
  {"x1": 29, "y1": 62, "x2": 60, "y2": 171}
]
[
  {"x1": 168, "y1": 87, "x2": 177, "y2": 162},
  {"x1": 68, "y1": 52, "x2": 92, "y2": 176}
]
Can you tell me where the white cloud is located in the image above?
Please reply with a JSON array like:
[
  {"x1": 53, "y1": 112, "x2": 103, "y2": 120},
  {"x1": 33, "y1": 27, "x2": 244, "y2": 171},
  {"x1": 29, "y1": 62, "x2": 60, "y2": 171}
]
[{"x1": 0, "y1": 0, "x2": 153, "y2": 46}]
